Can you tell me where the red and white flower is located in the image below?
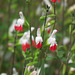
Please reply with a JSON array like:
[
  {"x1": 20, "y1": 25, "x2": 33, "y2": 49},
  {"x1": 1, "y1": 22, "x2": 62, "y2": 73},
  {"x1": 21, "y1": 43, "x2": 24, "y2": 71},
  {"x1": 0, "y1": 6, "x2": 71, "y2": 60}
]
[
  {"x1": 19, "y1": 27, "x2": 35, "y2": 51},
  {"x1": 19, "y1": 35, "x2": 30, "y2": 52},
  {"x1": 35, "y1": 28, "x2": 43, "y2": 49},
  {"x1": 14, "y1": 11, "x2": 25, "y2": 32},
  {"x1": 51, "y1": 0, "x2": 61, "y2": 2},
  {"x1": 48, "y1": 29, "x2": 58, "y2": 51}
]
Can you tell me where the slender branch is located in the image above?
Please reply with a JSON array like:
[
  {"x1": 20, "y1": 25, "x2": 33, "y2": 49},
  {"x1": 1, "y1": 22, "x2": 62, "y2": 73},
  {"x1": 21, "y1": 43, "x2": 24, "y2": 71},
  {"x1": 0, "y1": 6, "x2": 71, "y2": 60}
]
[
  {"x1": 53, "y1": 2, "x2": 56, "y2": 30},
  {"x1": 43, "y1": 5, "x2": 49, "y2": 44},
  {"x1": 65, "y1": 14, "x2": 73, "y2": 75},
  {"x1": 62, "y1": 0, "x2": 65, "y2": 43},
  {"x1": 11, "y1": 32, "x2": 17, "y2": 75}
]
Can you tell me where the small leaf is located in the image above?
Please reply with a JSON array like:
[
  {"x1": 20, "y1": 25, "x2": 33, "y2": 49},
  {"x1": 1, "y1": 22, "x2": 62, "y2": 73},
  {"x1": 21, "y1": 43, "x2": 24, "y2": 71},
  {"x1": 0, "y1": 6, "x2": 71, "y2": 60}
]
[
  {"x1": 22, "y1": 51, "x2": 26, "y2": 58},
  {"x1": 26, "y1": 57, "x2": 33, "y2": 60},
  {"x1": 69, "y1": 25, "x2": 71, "y2": 34},
  {"x1": 45, "y1": 20, "x2": 55, "y2": 28},
  {"x1": 61, "y1": 57, "x2": 67, "y2": 62},
  {"x1": 46, "y1": 57, "x2": 57, "y2": 61},
  {"x1": 68, "y1": 63, "x2": 75, "y2": 68},
  {"x1": 40, "y1": 16, "x2": 45, "y2": 20},
  {"x1": 27, "y1": 61, "x2": 38, "y2": 66},
  {"x1": 57, "y1": 51, "x2": 64, "y2": 58},
  {"x1": 40, "y1": 14, "x2": 55, "y2": 20},
  {"x1": 17, "y1": 33, "x2": 23, "y2": 36},
  {"x1": 71, "y1": 44, "x2": 75, "y2": 50},
  {"x1": 72, "y1": 30, "x2": 75, "y2": 34},
  {"x1": 47, "y1": 14, "x2": 55, "y2": 17}
]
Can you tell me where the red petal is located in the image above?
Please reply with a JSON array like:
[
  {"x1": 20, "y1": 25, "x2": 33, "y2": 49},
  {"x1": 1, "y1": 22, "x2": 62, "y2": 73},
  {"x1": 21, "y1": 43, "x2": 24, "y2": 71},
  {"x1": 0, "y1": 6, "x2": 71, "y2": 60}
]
[
  {"x1": 58, "y1": 0, "x2": 61, "y2": 1},
  {"x1": 20, "y1": 25, "x2": 23, "y2": 32},
  {"x1": 22, "y1": 44, "x2": 26, "y2": 52},
  {"x1": 49, "y1": 44, "x2": 57, "y2": 51},
  {"x1": 32, "y1": 40, "x2": 36, "y2": 47},
  {"x1": 47, "y1": 28, "x2": 51, "y2": 34},
  {"x1": 14, "y1": 25, "x2": 21, "y2": 31},
  {"x1": 67, "y1": 67, "x2": 70, "y2": 70},
  {"x1": 54, "y1": 44, "x2": 57, "y2": 50},
  {"x1": 51, "y1": 0, "x2": 57, "y2": 2},
  {"x1": 36, "y1": 42, "x2": 42, "y2": 49},
  {"x1": 26, "y1": 43, "x2": 31, "y2": 48},
  {"x1": 49, "y1": 45, "x2": 54, "y2": 51}
]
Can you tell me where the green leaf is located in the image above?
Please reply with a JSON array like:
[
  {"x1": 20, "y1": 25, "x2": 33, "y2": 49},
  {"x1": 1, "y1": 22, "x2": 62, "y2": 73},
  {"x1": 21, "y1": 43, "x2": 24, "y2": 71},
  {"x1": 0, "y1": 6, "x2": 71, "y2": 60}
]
[
  {"x1": 40, "y1": 16, "x2": 45, "y2": 20},
  {"x1": 71, "y1": 44, "x2": 75, "y2": 50},
  {"x1": 47, "y1": 14, "x2": 55, "y2": 17},
  {"x1": 46, "y1": 57, "x2": 57, "y2": 61},
  {"x1": 26, "y1": 57, "x2": 33, "y2": 60},
  {"x1": 40, "y1": 14, "x2": 55, "y2": 20},
  {"x1": 17, "y1": 33, "x2": 23, "y2": 36},
  {"x1": 68, "y1": 63, "x2": 75, "y2": 68},
  {"x1": 45, "y1": 20, "x2": 55, "y2": 28},
  {"x1": 72, "y1": 30, "x2": 75, "y2": 34},
  {"x1": 61, "y1": 57, "x2": 67, "y2": 62},
  {"x1": 57, "y1": 51, "x2": 64, "y2": 58},
  {"x1": 24, "y1": 17, "x2": 30, "y2": 27},
  {"x1": 22, "y1": 51, "x2": 26, "y2": 58},
  {"x1": 69, "y1": 25, "x2": 72, "y2": 34},
  {"x1": 27, "y1": 61, "x2": 38, "y2": 66},
  {"x1": 15, "y1": 43, "x2": 20, "y2": 46},
  {"x1": 24, "y1": 68, "x2": 31, "y2": 75}
]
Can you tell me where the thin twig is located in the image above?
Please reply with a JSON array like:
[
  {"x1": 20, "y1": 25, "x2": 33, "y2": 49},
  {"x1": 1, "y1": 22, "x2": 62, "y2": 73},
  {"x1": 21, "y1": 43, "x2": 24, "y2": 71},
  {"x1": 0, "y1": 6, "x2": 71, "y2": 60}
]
[
  {"x1": 43, "y1": 5, "x2": 49, "y2": 44},
  {"x1": 11, "y1": 32, "x2": 17, "y2": 75},
  {"x1": 53, "y1": 2, "x2": 56, "y2": 30},
  {"x1": 62, "y1": 0, "x2": 65, "y2": 43}
]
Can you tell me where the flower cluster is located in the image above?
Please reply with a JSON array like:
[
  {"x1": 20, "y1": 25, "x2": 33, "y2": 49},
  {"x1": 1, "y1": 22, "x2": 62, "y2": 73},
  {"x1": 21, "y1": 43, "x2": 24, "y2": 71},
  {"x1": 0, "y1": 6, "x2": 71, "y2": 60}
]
[{"x1": 14, "y1": 11, "x2": 58, "y2": 52}]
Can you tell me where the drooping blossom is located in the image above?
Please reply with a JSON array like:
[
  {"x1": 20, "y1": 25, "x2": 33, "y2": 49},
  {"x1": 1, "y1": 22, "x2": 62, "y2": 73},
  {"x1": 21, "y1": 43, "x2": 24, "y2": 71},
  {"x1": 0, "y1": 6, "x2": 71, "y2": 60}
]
[
  {"x1": 35, "y1": 28, "x2": 43, "y2": 49},
  {"x1": 63, "y1": 37, "x2": 70, "y2": 45},
  {"x1": 51, "y1": 0, "x2": 61, "y2": 2},
  {"x1": 0, "y1": 73, "x2": 7, "y2": 75},
  {"x1": 47, "y1": 29, "x2": 58, "y2": 51},
  {"x1": 14, "y1": 11, "x2": 25, "y2": 32},
  {"x1": 13, "y1": 67, "x2": 18, "y2": 75},
  {"x1": 68, "y1": 4, "x2": 75, "y2": 12},
  {"x1": 28, "y1": 65, "x2": 34, "y2": 72},
  {"x1": 67, "y1": 59, "x2": 75, "y2": 71},
  {"x1": 8, "y1": 43, "x2": 13, "y2": 47},
  {"x1": 31, "y1": 71, "x2": 37, "y2": 75},
  {"x1": 19, "y1": 27, "x2": 35, "y2": 51},
  {"x1": 9, "y1": 19, "x2": 17, "y2": 36},
  {"x1": 32, "y1": 36, "x2": 36, "y2": 47}
]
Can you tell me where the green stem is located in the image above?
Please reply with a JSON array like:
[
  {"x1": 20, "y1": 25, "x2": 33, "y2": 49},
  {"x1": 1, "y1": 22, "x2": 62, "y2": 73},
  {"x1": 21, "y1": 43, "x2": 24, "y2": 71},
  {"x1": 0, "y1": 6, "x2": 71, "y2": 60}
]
[{"x1": 53, "y1": 2, "x2": 56, "y2": 30}]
